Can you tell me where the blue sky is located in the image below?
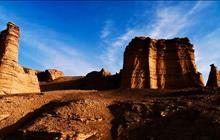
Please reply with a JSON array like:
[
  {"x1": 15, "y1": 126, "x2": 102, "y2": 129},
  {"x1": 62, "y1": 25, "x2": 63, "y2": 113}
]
[{"x1": 0, "y1": 1, "x2": 220, "y2": 82}]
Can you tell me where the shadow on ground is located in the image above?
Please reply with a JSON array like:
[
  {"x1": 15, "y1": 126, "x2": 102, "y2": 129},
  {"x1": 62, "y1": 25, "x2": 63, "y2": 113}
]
[
  {"x1": 109, "y1": 100, "x2": 220, "y2": 140},
  {"x1": 0, "y1": 99, "x2": 73, "y2": 140}
]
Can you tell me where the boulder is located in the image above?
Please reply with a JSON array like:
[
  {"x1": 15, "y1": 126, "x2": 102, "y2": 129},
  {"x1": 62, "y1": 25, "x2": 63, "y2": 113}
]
[
  {"x1": 121, "y1": 37, "x2": 204, "y2": 89},
  {"x1": 206, "y1": 64, "x2": 220, "y2": 88},
  {"x1": 0, "y1": 22, "x2": 40, "y2": 94}
]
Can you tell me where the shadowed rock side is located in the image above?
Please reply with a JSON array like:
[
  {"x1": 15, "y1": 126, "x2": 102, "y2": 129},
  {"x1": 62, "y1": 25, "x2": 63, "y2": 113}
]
[
  {"x1": 0, "y1": 22, "x2": 40, "y2": 94},
  {"x1": 121, "y1": 37, "x2": 204, "y2": 89},
  {"x1": 40, "y1": 68, "x2": 120, "y2": 91},
  {"x1": 37, "y1": 69, "x2": 64, "y2": 82},
  {"x1": 206, "y1": 64, "x2": 220, "y2": 88},
  {"x1": 83, "y1": 68, "x2": 120, "y2": 90},
  {"x1": 109, "y1": 99, "x2": 220, "y2": 140}
]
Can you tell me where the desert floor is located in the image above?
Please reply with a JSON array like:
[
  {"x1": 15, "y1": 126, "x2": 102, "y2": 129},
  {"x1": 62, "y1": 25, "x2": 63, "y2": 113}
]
[{"x1": 0, "y1": 88, "x2": 220, "y2": 140}]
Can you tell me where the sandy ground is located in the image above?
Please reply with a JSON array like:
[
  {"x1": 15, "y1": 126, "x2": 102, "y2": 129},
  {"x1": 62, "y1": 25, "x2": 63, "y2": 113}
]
[{"x1": 0, "y1": 88, "x2": 220, "y2": 140}]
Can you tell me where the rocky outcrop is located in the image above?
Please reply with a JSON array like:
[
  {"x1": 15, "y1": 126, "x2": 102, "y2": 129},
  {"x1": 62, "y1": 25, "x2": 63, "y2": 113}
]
[
  {"x1": 206, "y1": 64, "x2": 220, "y2": 88},
  {"x1": 83, "y1": 68, "x2": 119, "y2": 90},
  {"x1": 121, "y1": 37, "x2": 204, "y2": 89},
  {"x1": 37, "y1": 69, "x2": 64, "y2": 82},
  {"x1": 0, "y1": 22, "x2": 40, "y2": 94},
  {"x1": 40, "y1": 69, "x2": 120, "y2": 91}
]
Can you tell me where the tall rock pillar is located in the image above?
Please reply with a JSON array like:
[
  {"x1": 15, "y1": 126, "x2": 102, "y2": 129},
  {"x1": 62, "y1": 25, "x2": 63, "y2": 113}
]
[
  {"x1": 206, "y1": 64, "x2": 220, "y2": 88},
  {"x1": 0, "y1": 22, "x2": 40, "y2": 94}
]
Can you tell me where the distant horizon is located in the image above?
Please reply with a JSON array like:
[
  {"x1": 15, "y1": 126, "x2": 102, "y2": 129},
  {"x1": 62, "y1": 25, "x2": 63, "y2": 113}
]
[{"x1": 0, "y1": 1, "x2": 220, "y2": 82}]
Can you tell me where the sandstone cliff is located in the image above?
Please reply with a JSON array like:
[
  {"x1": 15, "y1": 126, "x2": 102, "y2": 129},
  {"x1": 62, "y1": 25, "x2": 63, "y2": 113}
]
[
  {"x1": 121, "y1": 37, "x2": 204, "y2": 89},
  {"x1": 206, "y1": 64, "x2": 220, "y2": 88},
  {"x1": 0, "y1": 22, "x2": 40, "y2": 94}
]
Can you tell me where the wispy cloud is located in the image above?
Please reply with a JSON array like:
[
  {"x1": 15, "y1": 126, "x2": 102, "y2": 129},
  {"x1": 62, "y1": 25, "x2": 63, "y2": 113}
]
[
  {"x1": 195, "y1": 27, "x2": 220, "y2": 81},
  {"x1": 100, "y1": 1, "x2": 214, "y2": 75},
  {"x1": 21, "y1": 33, "x2": 96, "y2": 75},
  {"x1": 100, "y1": 19, "x2": 114, "y2": 39},
  {"x1": 0, "y1": 8, "x2": 98, "y2": 76}
]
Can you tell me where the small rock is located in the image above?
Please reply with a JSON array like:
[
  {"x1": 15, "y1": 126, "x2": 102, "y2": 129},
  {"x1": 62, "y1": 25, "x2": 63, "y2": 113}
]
[
  {"x1": 0, "y1": 114, "x2": 10, "y2": 121},
  {"x1": 160, "y1": 111, "x2": 167, "y2": 117}
]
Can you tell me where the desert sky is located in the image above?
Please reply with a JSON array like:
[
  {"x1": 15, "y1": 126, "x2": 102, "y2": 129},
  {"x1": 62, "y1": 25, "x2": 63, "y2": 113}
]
[{"x1": 0, "y1": 1, "x2": 219, "y2": 81}]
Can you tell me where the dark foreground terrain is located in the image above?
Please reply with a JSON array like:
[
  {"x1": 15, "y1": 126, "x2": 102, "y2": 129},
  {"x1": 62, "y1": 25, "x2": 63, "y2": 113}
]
[{"x1": 0, "y1": 88, "x2": 220, "y2": 140}]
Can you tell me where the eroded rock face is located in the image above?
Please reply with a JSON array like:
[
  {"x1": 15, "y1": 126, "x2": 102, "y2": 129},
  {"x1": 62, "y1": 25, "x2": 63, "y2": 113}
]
[
  {"x1": 0, "y1": 22, "x2": 40, "y2": 94},
  {"x1": 37, "y1": 69, "x2": 64, "y2": 82},
  {"x1": 206, "y1": 64, "x2": 220, "y2": 88},
  {"x1": 121, "y1": 37, "x2": 204, "y2": 89}
]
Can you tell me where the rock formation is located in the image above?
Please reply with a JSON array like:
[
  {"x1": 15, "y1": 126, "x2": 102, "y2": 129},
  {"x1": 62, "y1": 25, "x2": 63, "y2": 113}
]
[
  {"x1": 37, "y1": 69, "x2": 64, "y2": 82},
  {"x1": 121, "y1": 37, "x2": 204, "y2": 89},
  {"x1": 83, "y1": 68, "x2": 119, "y2": 90},
  {"x1": 40, "y1": 69, "x2": 120, "y2": 91},
  {"x1": 206, "y1": 64, "x2": 220, "y2": 88},
  {"x1": 0, "y1": 22, "x2": 40, "y2": 94}
]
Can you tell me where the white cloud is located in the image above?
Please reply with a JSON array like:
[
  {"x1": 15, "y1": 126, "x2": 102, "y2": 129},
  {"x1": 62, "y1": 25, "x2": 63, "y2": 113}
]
[
  {"x1": 195, "y1": 28, "x2": 220, "y2": 82},
  {"x1": 20, "y1": 28, "x2": 97, "y2": 76},
  {"x1": 100, "y1": 19, "x2": 114, "y2": 39},
  {"x1": 101, "y1": 1, "x2": 212, "y2": 73},
  {"x1": 0, "y1": 8, "x2": 98, "y2": 76}
]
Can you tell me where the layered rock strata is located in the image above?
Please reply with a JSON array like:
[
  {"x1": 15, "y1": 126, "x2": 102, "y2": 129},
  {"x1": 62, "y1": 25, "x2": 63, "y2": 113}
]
[
  {"x1": 206, "y1": 64, "x2": 220, "y2": 88},
  {"x1": 121, "y1": 37, "x2": 204, "y2": 89},
  {"x1": 37, "y1": 69, "x2": 64, "y2": 82},
  {"x1": 0, "y1": 22, "x2": 40, "y2": 94}
]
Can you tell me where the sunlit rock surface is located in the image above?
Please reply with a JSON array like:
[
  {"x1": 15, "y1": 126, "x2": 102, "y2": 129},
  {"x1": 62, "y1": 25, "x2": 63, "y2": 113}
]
[
  {"x1": 121, "y1": 37, "x2": 204, "y2": 89},
  {"x1": 0, "y1": 22, "x2": 40, "y2": 94}
]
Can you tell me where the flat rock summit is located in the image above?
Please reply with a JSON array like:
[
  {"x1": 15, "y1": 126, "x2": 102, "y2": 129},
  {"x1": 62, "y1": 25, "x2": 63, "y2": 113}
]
[{"x1": 1, "y1": 22, "x2": 220, "y2": 140}]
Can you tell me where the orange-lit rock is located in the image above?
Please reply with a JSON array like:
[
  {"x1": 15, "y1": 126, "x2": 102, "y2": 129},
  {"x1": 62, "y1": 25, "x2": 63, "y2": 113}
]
[
  {"x1": 206, "y1": 64, "x2": 220, "y2": 88},
  {"x1": 0, "y1": 22, "x2": 40, "y2": 94},
  {"x1": 121, "y1": 37, "x2": 204, "y2": 89}
]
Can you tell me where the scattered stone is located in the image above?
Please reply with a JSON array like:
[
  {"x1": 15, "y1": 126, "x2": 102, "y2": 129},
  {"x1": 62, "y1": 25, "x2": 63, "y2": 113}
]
[
  {"x1": 75, "y1": 132, "x2": 96, "y2": 140},
  {"x1": 0, "y1": 114, "x2": 10, "y2": 121},
  {"x1": 160, "y1": 111, "x2": 167, "y2": 117}
]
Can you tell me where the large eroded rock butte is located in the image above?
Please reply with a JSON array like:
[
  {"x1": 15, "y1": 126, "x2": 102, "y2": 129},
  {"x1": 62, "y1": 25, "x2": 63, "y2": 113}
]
[
  {"x1": 0, "y1": 22, "x2": 40, "y2": 94},
  {"x1": 121, "y1": 37, "x2": 204, "y2": 89}
]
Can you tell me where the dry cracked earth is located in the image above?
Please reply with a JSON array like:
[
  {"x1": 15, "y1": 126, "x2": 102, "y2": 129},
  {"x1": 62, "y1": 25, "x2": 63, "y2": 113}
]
[{"x1": 1, "y1": 88, "x2": 220, "y2": 140}]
